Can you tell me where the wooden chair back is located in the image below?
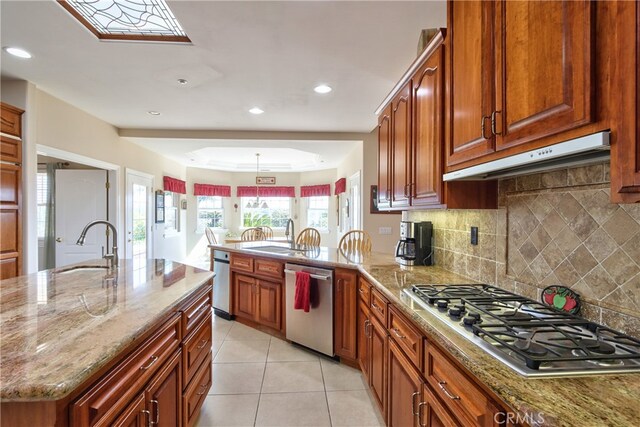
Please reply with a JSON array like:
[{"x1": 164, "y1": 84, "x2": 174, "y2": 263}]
[
  {"x1": 241, "y1": 228, "x2": 266, "y2": 241},
  {"x1": 205, "y1": 227, "x2": 218, "y2": 245},
  {"x1": 257, "y1": 226, "x2": 274, "y2": 239},
  {"x1": 338, "y1": 230, "x2": 372, "y2": 254},
  {"x1": 296, "y1": 228, "x2": 321, "y2": 247}
]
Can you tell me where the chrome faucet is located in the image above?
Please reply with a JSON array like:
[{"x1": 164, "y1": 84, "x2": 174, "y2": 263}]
[
  {"x1": 76, "y1": 220, "x2": 119, "y2": 269},
  {"x1": 285, "y1": 218, "x2": 295, "y2": 247}
]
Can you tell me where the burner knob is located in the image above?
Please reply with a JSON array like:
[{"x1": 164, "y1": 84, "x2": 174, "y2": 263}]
[
  {"x1": 448, "y1": 307, "x2": 462, "y2": 318},
  {"x1": 463, "y1": 313, "x2": 481, "y2": 326},
  {"x1": 453, "y1": 304, "x2": 466, "y2": 313},
  {"x1": 436, "y1": 299, "x2": 448, "y2": 309}
]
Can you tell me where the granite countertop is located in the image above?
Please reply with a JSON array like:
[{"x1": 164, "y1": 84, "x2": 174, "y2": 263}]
[
  {"x1": 0, "y1": 259, "x2": 214, "y2": 402},
  {"x1": 212, "y1": 242, "x2": 640, "y2": 427}
]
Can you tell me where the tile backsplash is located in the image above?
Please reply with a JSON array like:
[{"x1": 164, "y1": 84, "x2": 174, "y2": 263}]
[{"x1": 406, "y1": 161, "x2": 640, "y2": 337}]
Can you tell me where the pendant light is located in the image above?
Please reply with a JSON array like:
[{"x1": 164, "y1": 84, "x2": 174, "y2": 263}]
[{"x1": 252, "y1": 153, "x2": 268, "y2": 209}]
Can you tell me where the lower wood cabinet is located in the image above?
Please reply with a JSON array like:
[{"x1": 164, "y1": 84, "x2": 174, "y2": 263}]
[
  {"x1": 388, "y1": 339, "x2": 422, "y2": 427},
  {"x1": 419, "y1": 383, "x2": 460, "y2": 427},
  {"x1": 357, "y1": 300, "x2": 371, "y2": 379},
  {"x1": 111, "y1": 393, "x2": 147, "y2": 427},
  {"x1": 233, "y1": 273, "x2": 282, "y2": 331},
  {"x1": 334, "y1": 268, "x2": 358, "y2": 361},
  {"x1": 182, "y1": 352, "x2": 212, "y2": 427},
  {"x1": 369, "y1": 315, "x2": 388, "y2": 416},
  {"x1": 145, "y1": 350, "x2": 182, "y2": 427}
]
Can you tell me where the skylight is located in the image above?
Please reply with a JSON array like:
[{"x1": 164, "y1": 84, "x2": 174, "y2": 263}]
[{"x1": 59, "y1": 0, "x2": 190, "y2": 42}]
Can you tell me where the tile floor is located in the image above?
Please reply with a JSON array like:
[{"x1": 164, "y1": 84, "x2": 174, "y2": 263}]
[{"x1": 195, "y1": 314, "x2": 385, "y2": 427}]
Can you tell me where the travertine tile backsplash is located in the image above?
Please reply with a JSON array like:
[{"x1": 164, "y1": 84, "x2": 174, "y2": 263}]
[{"x1": 405, "y1": 161, "x2": 640, "y2": 337}]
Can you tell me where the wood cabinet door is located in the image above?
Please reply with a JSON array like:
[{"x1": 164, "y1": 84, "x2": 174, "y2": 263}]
[
  {"x1": 377, "y1": 105, "x2": 392, "y2": 210},
  {"x1": 357, "y1": 300, "x2": 371, "y2": 380},
  {"x1": 145, "y1": 351, "x2": 182, "y2": 427},
  {"x1": 0, "y1": 162, "x2": 21, "y2": 279},
  {"x1": 233, "y1": 274, "x2": 256, "y2": 321},
  {"x1": 412, "y1": 46, "x2": 444, "y2": 208},
  {"x1": 494, "y1": 0, "x2": 594, "y2": 150},
  {"x1": 390, "y1": 81, "x2": 412, "y2": 208},
  {"x1": 111, "y1": 393, "x2": 147, "y2": 427},
  {"x1": 256, "y1": 279, "x2": 282, "y2": 330},
  {"x1": 447, "y1": 0, "x2": 495, "y2": 167},
  {"x1": 419, "y1": 384, "x2": 461, "y2": 427},
  {"x1": 370, "y1": 316, "x2": 387, "y2": 417},
  {"x1": 334, "y1": 268, "x2": 358, "y2": 360},
  {"x1": 388, "y1": 340, "x2": 422, "y2": 427}
]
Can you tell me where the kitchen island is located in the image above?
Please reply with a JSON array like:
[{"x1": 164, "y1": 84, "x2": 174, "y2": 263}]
[
  {"x1": 212, "y1": 242, "x2": 640, "y2": 427},
  {"x1": 0, "y1": 259, "x2": 214, "y2": 427}
]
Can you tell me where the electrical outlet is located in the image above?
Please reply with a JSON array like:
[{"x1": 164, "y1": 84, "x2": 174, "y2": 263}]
[
  {"x1": 470, "y1": 226, "x2": 478, "y2": 245},
  {"x1": 378, "y1": 227, "x2": 392, "y2": 235}
]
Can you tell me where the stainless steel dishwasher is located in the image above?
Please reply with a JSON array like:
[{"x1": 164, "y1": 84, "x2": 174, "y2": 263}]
[
  {"x1": 212, "y1": 250, "x2": 233, "y2": 320},
  {"x1": 284, "y1": 263, "x2": 334, "y2": 356}
]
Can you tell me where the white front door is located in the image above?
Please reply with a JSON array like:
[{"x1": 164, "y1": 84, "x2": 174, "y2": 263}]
[
  {"x1": 125, "y1": 170, "x2": 153, "y2": 260},
  {"x1": 55, "y1": 169, "x2": 108, "y2": 267}
]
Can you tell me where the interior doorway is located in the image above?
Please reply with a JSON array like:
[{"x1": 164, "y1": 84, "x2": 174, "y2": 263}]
[
  {"x1": 125, "y1": 169, "x2": 153, "y2": 260},
  {"x1": 348, "y1": 170, "x2": 362, "y2": 230}
]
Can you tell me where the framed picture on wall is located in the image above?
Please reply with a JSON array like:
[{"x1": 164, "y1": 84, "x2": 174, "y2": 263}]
[
  {"x1": 155, "y1": 190, "x2": 165, "y2": 223},
  {"x1": 256, "y1": 176, "x2": 276, "y2": 185},
  {"x1": 370, "y1": 185, "x2": 401, "y2": 214}
]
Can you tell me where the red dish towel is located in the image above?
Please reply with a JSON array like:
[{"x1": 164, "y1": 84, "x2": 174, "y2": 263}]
[{"x1": 294, "y1": 271, "x2": 311, "y2": 312}]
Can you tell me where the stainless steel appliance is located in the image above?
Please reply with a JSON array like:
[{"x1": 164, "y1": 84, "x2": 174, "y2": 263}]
[
  {"x1": 284, "y1": 263, "x2": 334, "y2": 356},
  {"x1": 212, "y1": 250, "x2": 233, "y2": 320},
  {"x1": 395, "y1": 221, "x2": 433, "y2": 266},
  {"x1": 402, "y1": 284, "x2": 640, "y2": 377}
]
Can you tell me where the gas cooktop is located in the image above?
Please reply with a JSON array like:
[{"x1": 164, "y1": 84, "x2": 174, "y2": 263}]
[{"x1": 402, "y1": 284, "x2": 640, "y2": 378}]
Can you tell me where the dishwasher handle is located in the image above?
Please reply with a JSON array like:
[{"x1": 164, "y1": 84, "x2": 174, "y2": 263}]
[{"x1": 284, "y1": 269, "x2": 332, "y2": 281}]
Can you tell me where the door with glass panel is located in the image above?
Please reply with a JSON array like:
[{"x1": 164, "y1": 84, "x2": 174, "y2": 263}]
[{"x1": 125, "y1": 170, "x2": 153, "y2": 260}]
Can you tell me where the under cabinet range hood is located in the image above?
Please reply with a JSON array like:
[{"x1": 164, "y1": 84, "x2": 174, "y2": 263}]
[{"x1": 443, "y1": 131, "x2": 610, "y2": 181}]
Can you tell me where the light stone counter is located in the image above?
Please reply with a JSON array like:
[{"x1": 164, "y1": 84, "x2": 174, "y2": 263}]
[
  {"x1": 0, "y1": 259, "x2": 213, "y2": 401},
  {"x1": 213, "y1": 242, "x2": 640, "y2": 427}
]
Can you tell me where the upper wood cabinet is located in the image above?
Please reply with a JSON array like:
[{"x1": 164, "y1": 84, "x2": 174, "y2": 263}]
[
  {"x1": 446, "y1": 0, "x2": 595, "y2": 168},
  {"x1": 377, "y1": 105, "x2": 392, "y2": 210},
  {"x1": 390, "y1": 81, "x2": 412, "y2": 208}
]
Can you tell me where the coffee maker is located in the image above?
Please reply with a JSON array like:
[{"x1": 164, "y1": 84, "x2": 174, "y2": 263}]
[{"x1": 395, "y1": 221, "x2": 433, "y2": 266}]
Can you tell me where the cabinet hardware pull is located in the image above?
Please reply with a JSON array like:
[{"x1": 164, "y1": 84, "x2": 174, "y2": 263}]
[
  {"x1": 481, "y1": 115, "x2": 491, "y2": 139},
  {"x1": 491, "y1": 110, "x2": 502, "y2": 135},
  {"x1": 337, "y1": 279, "x2": 343, "y2": 292},
  {"x1": 150, "y1": 399, "x2": 159, "y2": 425},
  {"x1": 392, "y1": 328, "x2": 406, "y2": 339},
  {"x1": 364, "y1": 319, "x2": 370, "y2": 338},
  {"x1": 358, "y1": 288, "x2": 364, "y2": 294},
  {"x1": 438, "y1": 381, "x2": 460, "y2": 400},
  {"x1": 418, "y1": 402, "x2": 427, "y2": 427},
  {"x1": 197, "y1": 384, "x2": 207, "y2": 395},
  {"x1": 142, "y1": 409, "x2": 151, "y2": 427},
  {"x1": 411, "y1": 391, "x2": 420, "y2": 416},
  {"x1": 139, "y1": 355, "x2": 158, "y2": 370},
  {"x1": 197, "y1": 339, "x2": 209, "y2": 350}
]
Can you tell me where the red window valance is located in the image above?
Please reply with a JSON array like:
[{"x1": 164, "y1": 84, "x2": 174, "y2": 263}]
[
  {"x1": 164, "y1": 176, "x2": 186, "y2": 194},
  {"x1": 334, "y1": 178, "x2": 346, "y2": 195},
  {"x1": 194, "y1": 183, "x2": 231, "y2": 197},
  {"x1": 237, "y1": 186, "x2": 296, "y2": 197},
  {"x1": 301, "y1": 184, "x2": 331, "y2": 197}
]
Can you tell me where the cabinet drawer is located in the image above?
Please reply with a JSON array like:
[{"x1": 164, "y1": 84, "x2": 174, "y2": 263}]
[
  {"x1": 357, "y1": 277, "x2": 371, "y2": 304},
  {"x1": 388, "y1": 306, "x2": 423, "y2": 368},
  {"x1": 230, "y1": 254, "x2": 254, "y2": 273},
  {"x1": 370, "y1": 288, "x2": 388, "y2": 326},
  {"x1": 255, "y1": 258, "x2": 283, "y2": 279},
  {"x1": 424, "y1": 343, "x2": 499, "y2": 427},
  {"x1": 182, "y1": 285, "x2": 212, "y2": 338},
  {"x1": 72, "y1": 314, "x2": 181, "y2": 427},
  {"x1": 0, "y1": 105, "x2": 22, "y2": 138},
  {"x1": 182, "y1": 351, "x2": 212, "y2": 427},
  {"x1": 183, "y1": 310, "x2": 212, "y2": 388},
  {"x1": 0, "y1": 136, "x2": 21, "y2": 163}
]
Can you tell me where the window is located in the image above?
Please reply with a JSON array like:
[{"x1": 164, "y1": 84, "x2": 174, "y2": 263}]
[
  {"x1": 241, "y1": 197, "x2": 291, "y2": 228},
  {"x1": 164, "y1": 191, "x2": 180, "y2": 233},
  {"x1": 306, "y1": 196, "x2": 329, "y2": 231},
  {"x1": 197, "y1": 196, "x2": 224, "y2": 232},
  {"x1": 37, "y1": 172, "x2": 48, "y2": 239}
]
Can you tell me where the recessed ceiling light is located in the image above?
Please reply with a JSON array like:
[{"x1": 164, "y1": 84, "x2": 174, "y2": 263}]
[
  {"x1": 249, "y1": 107, "x2": 264, "y2": 115},
  {"x1": 4, "y1": 47, "x2": 32, "y2": 59},
  {"x1": 148, "y1": 111, "x2": 161, "y2": 116},
  {"x1": 177, "y1": 78, "x2": 188, "y2": 85},
  {"x1": 314, "y1": 84, "x2": 332, "y2": 94}
]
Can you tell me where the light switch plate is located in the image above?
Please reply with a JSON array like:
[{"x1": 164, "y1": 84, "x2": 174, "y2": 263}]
[{"x1": 379, "y1": 227, "x2": 392, "y2": 235}]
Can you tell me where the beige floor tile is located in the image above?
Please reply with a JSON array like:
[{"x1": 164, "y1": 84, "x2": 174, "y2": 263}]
[
  {"x1": 210, "y1": 362, "x2": 265, "y2": 395},
  {"x1": 320, "y1": 359, "x2": 368, "y2": 391},
  {"x1": 255, "y1": 392, "x2": 331, "y2": 427},
  {"x1": 211, "y1": 340, "x2": 224, "y2": 357},
  {"x1": 226, "y1": 322, "x2": 273, "y2": 341},
  {"x1": 214, "y1": 340, "x2": 270, "y2": 363},
  {"x1": 267, "y1": 338, "x2": 320, "y2": 362},
  {"x1": 212, "y1": 316, "x2": 233, "y2": 341},
  {"x1": 326, "y1": 390, "x2": 385, "y2": 427},
  {"x1": 261, "y1": 361, "x2": 324, "y2": 393},
  {"x1": 196, "y1": 394, "x2": 259, "y2": 426}
]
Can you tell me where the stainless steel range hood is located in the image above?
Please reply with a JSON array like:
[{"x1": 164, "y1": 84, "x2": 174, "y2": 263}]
[{"x1": 443, "y1": 131, "x2": 610, "y2": 181}]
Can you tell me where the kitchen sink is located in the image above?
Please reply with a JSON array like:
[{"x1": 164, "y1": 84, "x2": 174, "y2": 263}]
[
  {"x1": 54, "y1": 265, "x2": 110, "y2": 274},
  {"x1": 248, "y1": 245, "x2": 308, "y2": 256}
]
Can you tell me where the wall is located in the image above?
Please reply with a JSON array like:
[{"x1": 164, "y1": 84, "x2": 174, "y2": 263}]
[{"x1": 407, "y1": 162, "x2": 640, "y2": 338}]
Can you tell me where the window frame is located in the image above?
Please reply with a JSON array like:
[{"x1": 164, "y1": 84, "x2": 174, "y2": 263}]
[
  {"x1": 240, "y1": 196, "x2": 293, "y2": 230},
  {"x1": 196, "y1": 195, "x2": 225, "y2": 233},
  {"x1": 305, "y1": 196, "x2": 330, "y2": 233},
  {"x1": 164, "y1": 191, "x2": 181, "y2": 235},
  {"x1": 36, "y1": 172, "x2": 48, "y2": 241}
]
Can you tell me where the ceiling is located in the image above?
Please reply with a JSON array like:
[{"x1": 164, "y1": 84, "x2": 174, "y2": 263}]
[{"x1": 0, "y1": 0, "x2": 445, "y2": 171}]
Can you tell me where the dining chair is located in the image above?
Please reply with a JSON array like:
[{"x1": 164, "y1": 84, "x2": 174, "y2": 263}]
[
  {"x1": 205, "y1": 227, "x2": 218, "y2": 245},
  {"x1": 241, "y1": 227, "x2": 266, "y2": 241},
  {"x1": 338, "y1": 230, "x2": 372, "y2": 254},
  {"x1": 257, "y1": 225, "x2": 274, "y2": 239},
  {"x1": 296, "y1": 227, "x2": 321, "y2": 247}
]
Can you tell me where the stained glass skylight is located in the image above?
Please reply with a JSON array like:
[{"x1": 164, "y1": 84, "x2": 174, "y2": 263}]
[{"x1": 59, "y1": 0, "x2": 190, "y2": 42}]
